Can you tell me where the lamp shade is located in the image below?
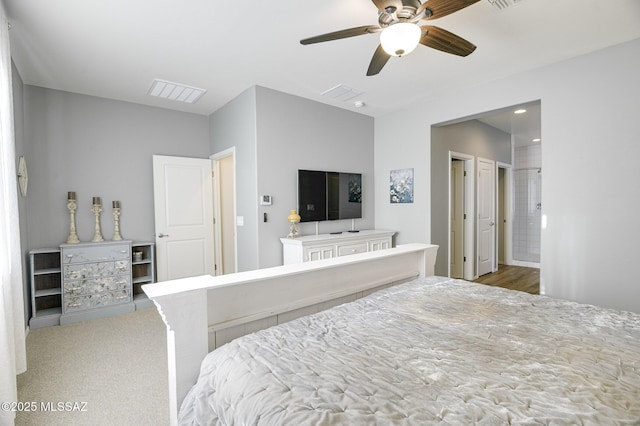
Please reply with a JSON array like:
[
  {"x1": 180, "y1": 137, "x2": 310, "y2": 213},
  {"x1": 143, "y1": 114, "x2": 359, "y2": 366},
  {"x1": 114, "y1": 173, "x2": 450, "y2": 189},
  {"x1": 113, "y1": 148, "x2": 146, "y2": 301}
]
[
  {"x1": 380, "y1": 22, "x2": 421, "y2": 57},
  {"x1": 288, "y1": 209, "x2": 301, "y2": 223}
]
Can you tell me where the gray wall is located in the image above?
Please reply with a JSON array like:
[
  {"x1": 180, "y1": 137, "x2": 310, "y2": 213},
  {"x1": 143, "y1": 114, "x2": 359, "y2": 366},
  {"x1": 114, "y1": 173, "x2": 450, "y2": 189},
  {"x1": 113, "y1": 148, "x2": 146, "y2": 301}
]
[
  {"x1": 12, "y1": 61, "x2": 29, "y2": 325},
  {"x1": 210, "y1": 86, "x2": 375, "y2": 270},
  {"x1": 17, "y1": 80, "x2": 373, "y2": 312},
  {"x1": 430, "y1": 120, "x2": 512, "y2": 275},
  {"x1": 209, "y1": 87, "x2": 258, "y2": 272},
  {"x1": 375, "y1": 37, "x2": 640, "y2": 313},
  {"x1": 14, "y1": 85, "x2": 210, "y2": 318},
  {"x1": 254, "y1": 86, "x2": 375, "y2": 268},
  {"x1": 15, "y1": 85, "x2": 210, "y2": 319},
  {"x1": 21, "y1": 86, "x2": 210, "y2": 249}
]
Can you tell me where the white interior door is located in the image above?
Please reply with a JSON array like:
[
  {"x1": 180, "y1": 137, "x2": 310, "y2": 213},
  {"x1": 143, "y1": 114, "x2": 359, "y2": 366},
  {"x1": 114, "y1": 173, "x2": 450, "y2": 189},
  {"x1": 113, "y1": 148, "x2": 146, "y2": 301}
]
[
  {"x1": 153, "y1": 155, "x2": 214, "y2": 281},
  {"x1": 477, "y1": 158, "x2": 496, "y2": 277},
  {"x1": 450, "y1": 159, "x2": 464, "y2": 278}
]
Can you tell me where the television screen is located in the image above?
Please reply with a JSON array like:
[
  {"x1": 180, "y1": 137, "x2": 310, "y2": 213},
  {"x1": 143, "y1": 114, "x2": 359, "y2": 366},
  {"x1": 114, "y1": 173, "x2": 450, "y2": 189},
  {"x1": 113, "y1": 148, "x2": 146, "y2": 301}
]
[{"x1": 298, "y1": 170, "x2": 362, "y2": 223}]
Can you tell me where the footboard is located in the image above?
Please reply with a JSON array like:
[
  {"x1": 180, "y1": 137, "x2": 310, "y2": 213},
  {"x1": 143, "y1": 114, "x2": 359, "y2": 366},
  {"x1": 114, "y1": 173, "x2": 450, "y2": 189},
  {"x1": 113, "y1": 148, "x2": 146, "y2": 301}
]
[{"x1": 143, "y1": 243, "x2": 438, "y2": 425}]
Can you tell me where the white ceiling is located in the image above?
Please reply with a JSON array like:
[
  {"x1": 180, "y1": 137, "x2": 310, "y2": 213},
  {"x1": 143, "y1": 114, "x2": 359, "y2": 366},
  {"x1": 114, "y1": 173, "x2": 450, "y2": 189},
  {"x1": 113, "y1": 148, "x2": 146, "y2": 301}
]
[
  {"x1": 3, "y1": 0, "x2": 640, "y2": 125},
  {"x1": 476, "y1": 101, "x2": 541, "y2": 147}
]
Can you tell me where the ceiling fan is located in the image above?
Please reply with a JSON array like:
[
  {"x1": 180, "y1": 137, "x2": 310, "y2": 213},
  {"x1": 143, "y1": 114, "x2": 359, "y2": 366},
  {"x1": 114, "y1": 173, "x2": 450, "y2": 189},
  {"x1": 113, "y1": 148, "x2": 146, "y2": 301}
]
[{"x1": 300, "y1": 0, "x2": 480, "y2": 76}]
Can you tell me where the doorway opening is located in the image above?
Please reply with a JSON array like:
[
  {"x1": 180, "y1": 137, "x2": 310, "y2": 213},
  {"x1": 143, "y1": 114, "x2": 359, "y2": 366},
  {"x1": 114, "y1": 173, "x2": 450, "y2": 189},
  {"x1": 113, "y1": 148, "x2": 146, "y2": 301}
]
[
  {"x1": 435, "y1": 100, "x2": 541, "y2": 279},
  {"x1": 448, "y1": 151, "x2": 474, "y2": 280},
  {"x1": 211, "y1": 148, "x2": 237, "y2": 275},
  {"x1": 512, "y1": 166, "x2": 541, "y2": 266},
  {"x1": 497, "y1": 162, "x2": 512, "y2": 269}
]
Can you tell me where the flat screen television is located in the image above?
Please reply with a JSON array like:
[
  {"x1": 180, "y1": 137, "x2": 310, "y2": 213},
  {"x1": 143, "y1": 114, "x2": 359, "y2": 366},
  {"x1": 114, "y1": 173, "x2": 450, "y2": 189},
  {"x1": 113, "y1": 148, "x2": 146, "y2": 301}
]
[{"x1": 298, "y1": 169, "x2": 362, "y2": 223}]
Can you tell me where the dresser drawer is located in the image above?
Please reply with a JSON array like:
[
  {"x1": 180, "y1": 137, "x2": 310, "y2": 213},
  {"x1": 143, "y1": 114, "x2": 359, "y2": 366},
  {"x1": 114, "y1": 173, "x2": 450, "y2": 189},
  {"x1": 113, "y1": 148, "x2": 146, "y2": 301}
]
[
  {"x1": 62, "y1": 243, "x2": 130, "y2": 264},
  {"x1": 64, "y1": 275, "x2": 131, "y2": 296},
  {"x1": 64, "y1": 288, "x2": 131, "y2": 313},
  {"x1": 63, "y1": 260, "x2": 130, "y2": 280},
  {"x1": 337, "y1": 242, "x2": 368, "y2": 257}
]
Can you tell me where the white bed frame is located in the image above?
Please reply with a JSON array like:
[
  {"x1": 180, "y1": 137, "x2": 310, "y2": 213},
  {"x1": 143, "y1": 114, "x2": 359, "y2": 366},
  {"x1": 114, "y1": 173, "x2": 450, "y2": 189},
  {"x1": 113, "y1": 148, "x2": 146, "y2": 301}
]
[{"x1": 143, "y1": 243, "x2": 438, "y2": 425}]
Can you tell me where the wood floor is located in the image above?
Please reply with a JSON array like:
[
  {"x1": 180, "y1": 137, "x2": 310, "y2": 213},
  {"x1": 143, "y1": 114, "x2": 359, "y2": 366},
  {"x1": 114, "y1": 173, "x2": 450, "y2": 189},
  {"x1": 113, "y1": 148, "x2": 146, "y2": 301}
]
[{"x1": 472, "y1": 265, "x2": 540, "y2": 294}]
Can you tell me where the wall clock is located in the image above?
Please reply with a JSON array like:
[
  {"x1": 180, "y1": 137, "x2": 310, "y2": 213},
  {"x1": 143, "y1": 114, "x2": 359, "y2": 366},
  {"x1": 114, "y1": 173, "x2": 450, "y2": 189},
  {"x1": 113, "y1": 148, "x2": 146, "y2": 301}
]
[{"x1": 17, "y1": 156, "x2": 28, "y2": 197}]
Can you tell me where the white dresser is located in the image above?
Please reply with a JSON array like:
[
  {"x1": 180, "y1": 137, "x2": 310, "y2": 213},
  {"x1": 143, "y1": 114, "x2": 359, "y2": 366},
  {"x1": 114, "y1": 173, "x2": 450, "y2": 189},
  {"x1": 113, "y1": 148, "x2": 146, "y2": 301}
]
[
  {"x1": 281, "y1": 230, "x2": 395, "y2": 264},
  {"x1": 60, "y1": 241, "x2": 135, "y2": 325}
]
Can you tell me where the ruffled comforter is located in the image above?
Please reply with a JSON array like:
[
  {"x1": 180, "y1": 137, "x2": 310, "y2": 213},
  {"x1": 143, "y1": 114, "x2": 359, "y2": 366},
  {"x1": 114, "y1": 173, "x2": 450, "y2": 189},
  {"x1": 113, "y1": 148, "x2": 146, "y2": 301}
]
[{"x1": 179, "y1": 276, "x2": 640, "y2": 425}]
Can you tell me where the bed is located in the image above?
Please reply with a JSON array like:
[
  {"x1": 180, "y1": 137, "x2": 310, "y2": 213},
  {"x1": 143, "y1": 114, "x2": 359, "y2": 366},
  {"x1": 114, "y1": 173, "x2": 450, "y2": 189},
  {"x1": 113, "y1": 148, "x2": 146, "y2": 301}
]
[{"x1": 143, "y1": 244, "x2": 640, "y2": 425}]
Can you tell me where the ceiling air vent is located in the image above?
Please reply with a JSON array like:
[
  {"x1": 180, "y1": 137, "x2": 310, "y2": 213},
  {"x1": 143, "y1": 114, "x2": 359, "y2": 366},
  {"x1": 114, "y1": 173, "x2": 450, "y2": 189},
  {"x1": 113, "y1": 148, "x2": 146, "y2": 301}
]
[
  {"x1": 148, "y1": 79, "x2": 207, "y2": 104},
  {"x1": 487, "y1": 0, "x2": 524, "y2": 10},
  {"x1": 321, "y1": 84, "x2": 363, "y2": 101}
]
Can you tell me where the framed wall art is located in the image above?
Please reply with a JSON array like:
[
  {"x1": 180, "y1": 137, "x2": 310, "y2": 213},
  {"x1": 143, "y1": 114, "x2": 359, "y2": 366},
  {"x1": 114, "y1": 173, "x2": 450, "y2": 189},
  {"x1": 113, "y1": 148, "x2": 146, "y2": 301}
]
[{"x1": 390, "y1": 168, "x2": 414, "y2": 204}]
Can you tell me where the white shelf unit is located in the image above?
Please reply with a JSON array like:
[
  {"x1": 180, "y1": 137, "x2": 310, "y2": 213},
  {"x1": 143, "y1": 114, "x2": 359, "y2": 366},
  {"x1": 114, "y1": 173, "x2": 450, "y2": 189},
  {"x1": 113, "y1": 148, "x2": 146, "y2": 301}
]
[
  {"x1": 131, "y1": 242, "x2": 156, "y2": 309},
  {"x1": 29, "y1": 248, "x2": 62, "y2": 328}
]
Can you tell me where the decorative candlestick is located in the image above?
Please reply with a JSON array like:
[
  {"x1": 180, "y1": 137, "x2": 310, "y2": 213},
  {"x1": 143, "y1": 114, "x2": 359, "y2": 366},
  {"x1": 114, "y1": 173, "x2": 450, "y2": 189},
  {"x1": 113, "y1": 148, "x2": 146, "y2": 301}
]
[
  {"x1": 112, "y1": 200, "x2": 122, "y2": 241},
  {"x1": 91, "y1": 197, "x2": 104, "y2": 242},
  {"x1": 66, "y1": 192, "x2": 80, "y2": 243}
]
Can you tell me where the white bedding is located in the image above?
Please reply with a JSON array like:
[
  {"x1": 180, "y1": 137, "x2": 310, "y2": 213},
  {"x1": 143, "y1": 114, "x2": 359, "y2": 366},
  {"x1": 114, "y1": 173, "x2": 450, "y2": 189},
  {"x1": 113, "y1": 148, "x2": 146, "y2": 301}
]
[{"x1": 179, "y1": 276, "x2": 640, "y2": 425}]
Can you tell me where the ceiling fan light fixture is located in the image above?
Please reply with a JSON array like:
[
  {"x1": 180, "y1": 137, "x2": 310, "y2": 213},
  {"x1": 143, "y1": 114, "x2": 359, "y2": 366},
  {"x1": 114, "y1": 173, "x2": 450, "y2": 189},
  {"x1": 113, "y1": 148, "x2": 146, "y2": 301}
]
[{"x1": 380, "y1": 22, "x2": 421, "y2": 57}]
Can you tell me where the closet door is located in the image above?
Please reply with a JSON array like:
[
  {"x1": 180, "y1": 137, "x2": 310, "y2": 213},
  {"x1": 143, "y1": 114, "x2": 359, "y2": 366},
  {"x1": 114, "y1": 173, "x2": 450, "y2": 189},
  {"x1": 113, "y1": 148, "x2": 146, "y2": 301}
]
[{"x1": 477, "y1": 158, "x2": 496, "y2": 277}]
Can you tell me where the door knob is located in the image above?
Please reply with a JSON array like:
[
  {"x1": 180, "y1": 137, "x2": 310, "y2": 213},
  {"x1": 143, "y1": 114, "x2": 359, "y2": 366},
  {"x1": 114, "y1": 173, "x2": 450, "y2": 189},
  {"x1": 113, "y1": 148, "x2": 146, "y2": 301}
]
[
  {"x1": 490, "y1": 222, "x2": 495, "y2": 226},
  {"x1": 158, "y1": 233, "x2": 170, "y2": 238}
]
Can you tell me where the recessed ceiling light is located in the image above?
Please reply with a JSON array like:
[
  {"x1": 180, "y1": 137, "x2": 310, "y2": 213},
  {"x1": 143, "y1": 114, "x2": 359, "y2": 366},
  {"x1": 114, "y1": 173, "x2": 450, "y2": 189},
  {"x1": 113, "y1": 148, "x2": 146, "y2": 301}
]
[
  {"x1": 532, "y1": 138, "x2": 541, "y2": 142},
  {"x1": 148, "y1": 79, "x2": 207, "y2": 104},
  {"x1": 514, "y1": 109, "x2": 527, "y2": 114},
  {"x1": 354, "y1": 100, "x2": 366, "y2": 108}
]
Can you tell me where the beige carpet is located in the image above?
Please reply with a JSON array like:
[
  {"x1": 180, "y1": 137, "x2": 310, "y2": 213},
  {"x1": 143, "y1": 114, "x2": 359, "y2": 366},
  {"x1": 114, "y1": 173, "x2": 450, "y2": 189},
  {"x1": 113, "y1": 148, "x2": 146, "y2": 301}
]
[{"x1": 16, "y1": 307, "x2": 169, "y2": 426}]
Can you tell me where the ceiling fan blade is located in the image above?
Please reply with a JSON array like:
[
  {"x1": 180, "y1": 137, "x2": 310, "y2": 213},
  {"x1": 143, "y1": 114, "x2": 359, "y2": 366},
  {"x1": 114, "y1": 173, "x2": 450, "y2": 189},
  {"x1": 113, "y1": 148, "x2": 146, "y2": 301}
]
[
  {"x1": 417, "y1": 0, "x2": 481, "y2": 20},
  {"x1": 371, "y1": 0, "x2": 404, "y2": 13},
  {"x1": 420, "y1": 25, "x2": 476, "y2": 56},
  {"x1": 300, "y1": 26, "x2": 380, "y2": 45},
  {"x1": 367, "y1": 45, "x2": 391, "y2": 76}
]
